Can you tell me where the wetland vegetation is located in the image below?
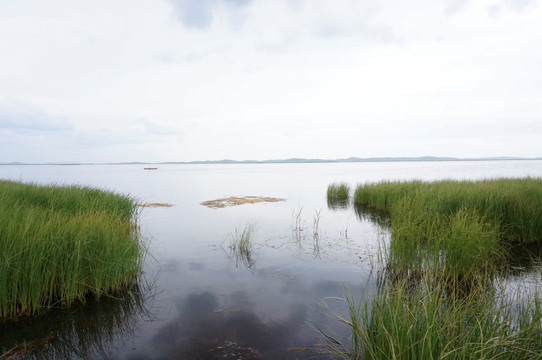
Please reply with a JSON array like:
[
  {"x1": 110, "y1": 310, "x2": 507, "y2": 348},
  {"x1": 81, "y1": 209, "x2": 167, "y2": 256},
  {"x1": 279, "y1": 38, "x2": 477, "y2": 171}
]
[
  {"x1": 2, "y1": 162, "x2": 542, "y2": 359},
  {"x1": 324, "y1": 177, "x2": 542, "y2": 359},
  {"x1": 0, "y1": 180, "x2": 145, "y2": 321},
  {"x1": 224, "y1": 223, "x2": 257, "y2": 270},
  {"x1": 327, "y1": 183, "x2": 351, "y2": 201}
]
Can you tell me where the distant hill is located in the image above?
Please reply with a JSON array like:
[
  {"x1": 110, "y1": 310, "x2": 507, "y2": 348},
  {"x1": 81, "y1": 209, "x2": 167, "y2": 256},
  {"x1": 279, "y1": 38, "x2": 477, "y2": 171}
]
[
  {"x1": 2, "y1": 156, "x2": 540, "y2": 166},
  {"x1": 161, "y1": 156, "x2": 540, "y2": 165}
]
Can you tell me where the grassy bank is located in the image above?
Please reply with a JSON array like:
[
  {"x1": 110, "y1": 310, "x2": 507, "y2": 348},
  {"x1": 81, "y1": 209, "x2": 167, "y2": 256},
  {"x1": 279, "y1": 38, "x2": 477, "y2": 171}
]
[
  {"x1": 321, "y1": 178, "x2": 542, "y2": 359},
  {"x1": 0, "y1": 180, "x2": 144, "y2": 320}
]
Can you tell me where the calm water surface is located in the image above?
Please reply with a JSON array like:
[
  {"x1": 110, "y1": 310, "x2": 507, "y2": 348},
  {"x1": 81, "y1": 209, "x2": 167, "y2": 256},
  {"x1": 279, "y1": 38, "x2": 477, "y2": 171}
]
[{"x1": 1, "y1": 161, "x2": 541, "y2": 359}]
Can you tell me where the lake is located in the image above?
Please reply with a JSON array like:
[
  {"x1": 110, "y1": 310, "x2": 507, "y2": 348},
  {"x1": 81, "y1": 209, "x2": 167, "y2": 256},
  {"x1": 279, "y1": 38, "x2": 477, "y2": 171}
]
[{"x1": 1, "y1": 160, "x2": 542, "y2": 359}]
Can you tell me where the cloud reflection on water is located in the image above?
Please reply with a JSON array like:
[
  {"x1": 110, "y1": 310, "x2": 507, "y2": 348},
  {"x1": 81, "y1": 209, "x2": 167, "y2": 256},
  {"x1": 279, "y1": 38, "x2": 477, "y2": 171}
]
[{"x1": 140, "y1": 291, "x2": 319, "y2": 359}]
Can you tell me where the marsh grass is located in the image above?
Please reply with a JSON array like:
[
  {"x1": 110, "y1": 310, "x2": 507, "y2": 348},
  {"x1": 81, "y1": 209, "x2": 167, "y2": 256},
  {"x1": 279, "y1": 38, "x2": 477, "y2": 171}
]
[
  {"x1": 353, "y1": 177, "x2": 542, "y2": 284},
  {"x1": 322, "y1": 274, "x2": 542, "y2": 360},
  {"x1": 317, "y1": 177, "x2": 542, "y2": 359},
  {"x1": 225, "y1": 223, "x2": 257, "y2": 270},
  {"x1": 327, "y1": 183, "x2": 351, "y2": 210},
  {"x1": 354, "y1": 177, "x2": 542, "y2": 243},
  {"x1": 0, "y1": 180, "x2": 145, "y2": 320},
  {"x1": 328, "y1": 183, "x2": 350, "y2": 200},
  {"x1": 292, "y1": 207, "x2": 305, "y2": 241}
]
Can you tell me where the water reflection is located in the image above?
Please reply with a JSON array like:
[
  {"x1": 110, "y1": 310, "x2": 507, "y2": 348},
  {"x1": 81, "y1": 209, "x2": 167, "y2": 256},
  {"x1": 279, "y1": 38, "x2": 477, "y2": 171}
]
[
  {"x1": 326, "y1": 196, "x2": 350, "y2": 211},
  {"x1": 0, "y1": 284, "x2": 154, "y2": 359},
  {"x1": 141, "y1": 291, "x2": 321, "y2": 359},
  {"x1": 353, "y1": 205, "x2": 390, "y2": 231}
]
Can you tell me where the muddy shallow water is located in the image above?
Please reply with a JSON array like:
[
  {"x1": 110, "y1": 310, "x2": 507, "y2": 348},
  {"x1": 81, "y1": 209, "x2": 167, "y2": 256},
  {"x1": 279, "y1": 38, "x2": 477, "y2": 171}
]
[{"x1": 1, "y1": 161, "x2": 541, "y2": 359}]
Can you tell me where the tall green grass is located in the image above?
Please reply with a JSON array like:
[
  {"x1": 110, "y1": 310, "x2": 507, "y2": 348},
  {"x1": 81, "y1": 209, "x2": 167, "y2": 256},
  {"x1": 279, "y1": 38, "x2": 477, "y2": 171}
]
[
  {"x1": 225, "y1": 223, "x2": 257, "y2": 270},
  {"x1": 327, "y1": 183, "x2": 351, "y2": 201},
  {"x1": 323, "y1": 274, "x2": 542, "y2": 360},
  {"x1": 327, "y1": 183, "x2": 351, "y2": 210},
  {"x1": 354, "y1": 177, "x2": 542, "y2": 284},
  {"x1": 0, "y1": 180, "x2": 144, "y2": 320},
  {"x1": 354, "y1": 178, "x2": 542, "y2": 243},
  {"x1": 318, "y1": 178, "x2": 542, "y2": 359}
]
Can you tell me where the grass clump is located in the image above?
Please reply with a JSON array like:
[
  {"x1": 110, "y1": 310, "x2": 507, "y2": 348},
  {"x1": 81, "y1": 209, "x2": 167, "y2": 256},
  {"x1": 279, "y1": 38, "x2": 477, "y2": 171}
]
[
  {"x1": 0, "y1": 180, "x2": 144, "y2": 320},
  {"x1": 327, "y1": 183, "x2": 351, "y2": 201},
  {"x1": 225, "y1": 223, "x2": 257, "y2": 270}
]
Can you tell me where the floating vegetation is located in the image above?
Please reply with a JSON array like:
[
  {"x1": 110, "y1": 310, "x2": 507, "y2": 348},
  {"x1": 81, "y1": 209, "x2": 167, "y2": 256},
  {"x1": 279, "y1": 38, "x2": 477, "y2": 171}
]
[
  {"x1": 0, "y1": 180, "x2": 146, "y2": 320},
  {"x1": 138, "y1": 202, "x2": 174, "y2": 207},
  {"x1": 201, "y1": 196, "x2": 285, "y2": 208}
]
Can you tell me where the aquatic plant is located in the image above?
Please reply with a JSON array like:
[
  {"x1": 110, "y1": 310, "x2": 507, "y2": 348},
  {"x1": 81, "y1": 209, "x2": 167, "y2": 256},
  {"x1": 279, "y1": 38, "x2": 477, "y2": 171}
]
[
  {"x1": 353, "y1": 177, "x2": 542, "y2": 283},
  {"x1": 316, "y1": 177, "x2": 542, "y2": 359},
  {"x1": 313, "y1": 208, "x2": 322, "y2": 239},
  {"x1": 226, "y1": 223, "x2": 257, "y2": 270},
  {"x1": 0, "y1": 180, "x2": 145, "y2": 320},
  {"x1": 292, "y1": 207, "x2": 305, "y2": 241},
  {"x1": 353, "y1": 177, "x2": 542, "y2": 243},
  {"x1": 320, "y1": 274, "x2": 542, "y2": 360},
  {"x1": 327, "y1": 183, "x2": 350, "y2": 202}
]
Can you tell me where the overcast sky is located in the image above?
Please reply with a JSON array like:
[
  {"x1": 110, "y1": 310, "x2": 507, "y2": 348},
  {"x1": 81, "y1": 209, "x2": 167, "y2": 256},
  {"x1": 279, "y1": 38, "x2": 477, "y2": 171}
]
[{"x1": 1, "y1": 0, "x2": 541, "y2": 163}]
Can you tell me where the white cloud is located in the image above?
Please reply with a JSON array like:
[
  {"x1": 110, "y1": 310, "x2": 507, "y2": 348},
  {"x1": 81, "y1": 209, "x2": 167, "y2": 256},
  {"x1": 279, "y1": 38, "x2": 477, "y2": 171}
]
[{"x1": 0, "y1": 0, "x2": 541, "y2": 162}]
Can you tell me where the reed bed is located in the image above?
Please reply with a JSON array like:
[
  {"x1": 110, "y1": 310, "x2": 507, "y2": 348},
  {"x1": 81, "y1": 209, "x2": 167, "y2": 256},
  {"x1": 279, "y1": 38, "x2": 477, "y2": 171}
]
[
  {"x1": 318, "y1": 177, "x2": 542, "y2": 359},
  {"x1": 323, "y1": 274, "x2": 542, "y2": 360},
  {"x1": 354, "y1": 177, "x2": 542, "y2": 243},
  {"x1": 0, "y1": 180, "x2": 144, "y2": 320},
  {"x1": 353, "y1": 177, "x2": 542, "y2": 284}
]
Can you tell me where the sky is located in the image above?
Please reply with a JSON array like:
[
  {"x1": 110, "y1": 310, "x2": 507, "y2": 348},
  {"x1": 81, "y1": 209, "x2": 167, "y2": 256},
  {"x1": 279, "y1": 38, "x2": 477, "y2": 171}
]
[{"x1": 0, "y1": 0, "x2": 541, "y2": 163}]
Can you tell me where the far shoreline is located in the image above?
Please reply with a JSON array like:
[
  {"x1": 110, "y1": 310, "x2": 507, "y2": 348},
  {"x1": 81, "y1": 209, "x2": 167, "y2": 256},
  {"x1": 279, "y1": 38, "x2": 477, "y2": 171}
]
[{"x1": 2, "y1": 156, "x2": 542, "y2": 166}]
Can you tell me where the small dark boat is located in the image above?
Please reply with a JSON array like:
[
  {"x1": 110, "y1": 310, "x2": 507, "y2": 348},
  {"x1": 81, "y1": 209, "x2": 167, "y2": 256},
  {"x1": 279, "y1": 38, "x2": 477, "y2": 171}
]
[{"x1": 143, "y1": 167, "x2": 158, "y2": 170}]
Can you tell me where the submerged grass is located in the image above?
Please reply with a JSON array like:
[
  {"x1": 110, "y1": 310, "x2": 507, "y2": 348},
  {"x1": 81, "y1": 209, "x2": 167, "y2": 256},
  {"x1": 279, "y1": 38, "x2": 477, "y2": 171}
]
[{"x1": 0, "y1": 180, "x2": 145, "y2": 320}]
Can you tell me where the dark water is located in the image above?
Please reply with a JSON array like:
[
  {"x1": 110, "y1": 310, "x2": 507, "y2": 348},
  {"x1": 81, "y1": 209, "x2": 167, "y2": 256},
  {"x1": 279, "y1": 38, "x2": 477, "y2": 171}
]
[{"x1": 1, "y1": 161, "x2": 541, "y2": 359}]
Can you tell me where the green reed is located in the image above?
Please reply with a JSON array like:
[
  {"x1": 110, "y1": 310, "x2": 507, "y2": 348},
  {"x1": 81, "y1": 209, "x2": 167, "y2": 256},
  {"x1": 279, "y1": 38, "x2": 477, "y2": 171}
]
[
  {"x1": 354, "y1": 177, "x2": 542, "y2": 243},
  {"x1": 353, "y1": 177, "x2": 542, "y2": 283},
  {"x1": 226, "y1": 223, "x2": 257, "y2": 270},
  {"x1": 327, "y1": 183, "x2": 351, "y2": 201},
  {"x1": 0, "y1": 180, "x2": 144, "y2": 320},
  {"x1": 317, "y1": 177, "x2": 542, "y2": 359},
  {"x1": 323, "y1": 274, "x2": 542, "y2": 360}
]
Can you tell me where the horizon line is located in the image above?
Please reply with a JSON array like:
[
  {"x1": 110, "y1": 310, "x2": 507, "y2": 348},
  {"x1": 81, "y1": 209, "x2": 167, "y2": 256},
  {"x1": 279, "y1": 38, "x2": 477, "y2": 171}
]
[{"x1": 2, "y1": 155, "x2": 542, "y2": 166}]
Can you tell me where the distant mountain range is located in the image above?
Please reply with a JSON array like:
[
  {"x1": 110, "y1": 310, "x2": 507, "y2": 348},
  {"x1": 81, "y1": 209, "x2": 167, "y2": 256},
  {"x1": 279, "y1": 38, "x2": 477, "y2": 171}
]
[
  {"x1": 3, "y1": 156, "x2": 539, "y2": 165},
  {"x1": 163, "y1": 156, "x2": 541, "y2": 165},
  {"x1": 0, "y1": 156, "x2": 542, "y2": 165}
]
